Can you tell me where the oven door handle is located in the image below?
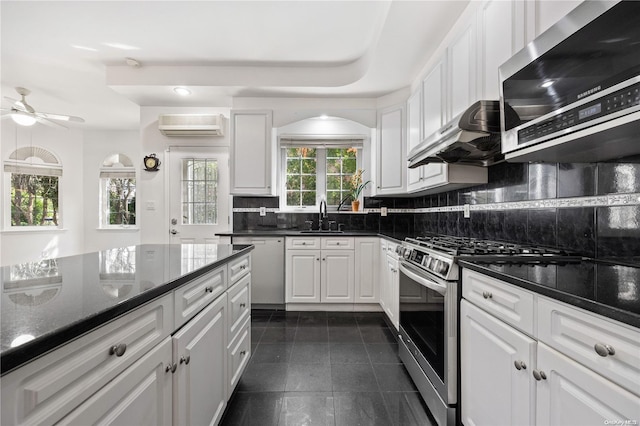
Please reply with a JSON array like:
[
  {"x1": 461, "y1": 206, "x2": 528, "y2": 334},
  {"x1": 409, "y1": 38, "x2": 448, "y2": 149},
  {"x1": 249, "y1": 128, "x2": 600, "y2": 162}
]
[{"x1": 399, "y1": 262, "x2": 447, "y2": 296}]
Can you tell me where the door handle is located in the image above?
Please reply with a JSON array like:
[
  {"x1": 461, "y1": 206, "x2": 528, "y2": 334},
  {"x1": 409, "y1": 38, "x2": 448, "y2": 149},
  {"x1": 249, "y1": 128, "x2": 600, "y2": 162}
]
[{"x1": 170, "y1": 229, "x2": 178, "y2": 235}]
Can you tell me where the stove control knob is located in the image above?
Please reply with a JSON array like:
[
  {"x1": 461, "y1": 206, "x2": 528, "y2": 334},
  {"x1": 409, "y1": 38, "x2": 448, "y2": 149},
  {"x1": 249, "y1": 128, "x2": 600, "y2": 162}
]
[{"x1": 432, "y1": 259, "x2": 442, "y2": 273}]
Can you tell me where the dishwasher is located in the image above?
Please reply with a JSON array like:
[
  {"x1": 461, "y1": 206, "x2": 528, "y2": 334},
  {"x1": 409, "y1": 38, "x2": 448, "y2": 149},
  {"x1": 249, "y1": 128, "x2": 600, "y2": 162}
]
[{"x1": 232, "y1": 236, "x2": 285, "y2": 307}]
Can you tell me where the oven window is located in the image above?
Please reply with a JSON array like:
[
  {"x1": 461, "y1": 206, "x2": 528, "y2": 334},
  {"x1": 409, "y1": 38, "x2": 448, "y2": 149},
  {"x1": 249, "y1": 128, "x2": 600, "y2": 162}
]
[{"x1": 399, "y1": 269, "x2": 445, "y2": 381}]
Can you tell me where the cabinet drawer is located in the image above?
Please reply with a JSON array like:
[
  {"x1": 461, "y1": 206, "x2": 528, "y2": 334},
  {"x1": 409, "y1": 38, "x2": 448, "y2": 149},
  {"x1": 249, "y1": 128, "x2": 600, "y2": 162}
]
[
  {"x1": 229, "y1": 254, "x2": 251, "y2": 284},
  {"x1": 174, "y1": 265, "x2": 227, "y2": 329},
  {"x1": 228, "y1": 273, "x2": 251, "y2": 339},
  {"x1": 227, "y1": 316, "x2": 251, "y2": 396},
  {"x1": 462, "y1": 269, "x2": 535, "y2": 336},
  {"x1": 538, "y1": 297, "x2": 640, "y2": 396},
  {"x1": 286, "y1": 237, "x2": 321, "y2": 249},
  {"x1": 57, "y1": 337, "x2": 172, "y2": 426},
  {"x1": 321, "y1": 237, "x2": 354, "y2": 250},
  {"x1": 1, "y1": 294, "x2": 173, "y2": 426}
]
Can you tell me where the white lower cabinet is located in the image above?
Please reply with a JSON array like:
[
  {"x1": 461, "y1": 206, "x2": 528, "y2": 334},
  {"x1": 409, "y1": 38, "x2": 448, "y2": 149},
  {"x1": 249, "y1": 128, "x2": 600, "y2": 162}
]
[
  {"x1": 461, "y1": 268, "x2": 640, "y2": 426},
  {"x1": 382, "y1": 252, "x2": 399, "y2": 330},
  {"x1": 58, "y1": 337, "x2": 173, "y2": 426},
  {"x1": 173, "y1": 294, "x2": 227, "y2": 426},
  {"x1": 286, "y1": 249, "x2": 321, "y2": 303},
  {"x1": 227, "y1": 316, "x2": 251, "y2": 397},
  {"x1": 321, "y1": 250, "x2": 355, "y2": 302},
  {"x1": 460, "y1": 299, "x2": 535, "y2": 426},
  {"x1": 354, "y1": 238, "x2": 379, "y2": 303}
]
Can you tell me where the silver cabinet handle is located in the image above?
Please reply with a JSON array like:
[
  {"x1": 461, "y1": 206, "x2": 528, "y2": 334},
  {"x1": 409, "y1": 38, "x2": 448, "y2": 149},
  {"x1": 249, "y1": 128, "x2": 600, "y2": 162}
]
[
  {"x1": 240, "y1": 264, "x2": 247, "y2": 270},
  {"x1": 514, "y1": 360, "x2": 527, "y2": 370},
  {"x1": 109, "y1": 343, "x2": 127, "y2": 357},
  {"x1": 302, "y1": 242, "x2": 306, "y2": 245},
  {"x1": 205, "y1": 286, "x2": 214, "y2": 293},
  {"x1": 316, "y1": 258, "x2": 320, "y2": 261},
  {"x1": 240, "y1": 303, "x2": 246, "y2": 308},
  {"x1": 170, "y1": 229, "x2": 178, "y2": 235},
  {"x1": 240, "y1": 350, "x2": 247, "y2": 356},
  {"x1": 594, "y1": 343, "x2": 615, "y2": 357},
  {"x1": 322, "y1": 258, "x2": 326, "y2": 261},
  {"x1": 482, "y1": 291, "x2": 493, "y2": 299},
  {"x1": 180, "y1": 355, "x2": 191, "y2": 365},
  {"x1": 165, "y1": 362, "x2": 177, "y2": 374},
  {"x1": 532, "y1": 369, "x2": 547, "y2": 381}
]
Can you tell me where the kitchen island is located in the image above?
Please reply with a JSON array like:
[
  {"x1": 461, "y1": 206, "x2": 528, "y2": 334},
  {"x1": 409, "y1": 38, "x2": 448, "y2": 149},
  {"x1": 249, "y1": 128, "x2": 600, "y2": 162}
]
[{"x1": 1, "y1": 243, "x2": 253, "y2": 425}]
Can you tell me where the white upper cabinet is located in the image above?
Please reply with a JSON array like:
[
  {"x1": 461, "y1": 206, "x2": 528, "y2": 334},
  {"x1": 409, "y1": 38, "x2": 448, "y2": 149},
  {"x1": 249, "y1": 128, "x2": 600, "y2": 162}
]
[
  {"x1": 534, "y1": 0, "x2": 583, "y2": 37},
  {"x1": 448, "y1": 19, "x2": 478, "y2": 118},
  {"x1": 376, "y1": 105, "x2": 406, "y2": 195},
  {"x1": 406, "y1": 88, "x2": 423, "y2": 192},
  {"x1": 477, "y1": 0, "x2": 526, "y2": 100},
  {"x1": 230, "y1": 110, "x2": 273, "y2": 195},
  {"x1": 422, "y1": 58, "x2": 446, "y2": 138}
]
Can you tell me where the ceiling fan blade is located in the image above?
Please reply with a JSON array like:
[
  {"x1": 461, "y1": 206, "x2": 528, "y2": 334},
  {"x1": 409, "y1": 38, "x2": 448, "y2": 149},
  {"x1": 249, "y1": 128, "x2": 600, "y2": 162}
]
[
  {"x1": 37, "y1": 112, "x2": 85, "y2": 123},
  {"x1": 35, "y1": 115, "x2": 68, "y2": 129}
]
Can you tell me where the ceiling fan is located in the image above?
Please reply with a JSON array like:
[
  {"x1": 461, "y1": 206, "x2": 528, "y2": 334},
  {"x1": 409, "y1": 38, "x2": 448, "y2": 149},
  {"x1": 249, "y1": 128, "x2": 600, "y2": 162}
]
[{"x1": 1, "y1": 87, "x2": 85, "y2": 128}]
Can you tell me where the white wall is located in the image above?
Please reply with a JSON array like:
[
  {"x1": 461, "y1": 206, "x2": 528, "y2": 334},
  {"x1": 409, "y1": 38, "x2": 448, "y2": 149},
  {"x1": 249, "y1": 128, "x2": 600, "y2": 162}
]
[
  {"x1": 139, "y1": 106, "x2": 231, "y2": 244},
  {"x1": 1, "y1": 121, "x2": 84, "y2": 265},
  {"x1": 82, "y1": 130, "x2": 141, "y2": 253}
]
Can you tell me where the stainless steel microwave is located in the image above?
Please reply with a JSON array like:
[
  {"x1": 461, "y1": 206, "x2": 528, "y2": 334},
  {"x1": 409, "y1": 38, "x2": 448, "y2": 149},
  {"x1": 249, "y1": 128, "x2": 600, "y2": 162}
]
[{"x1": 499, "y1": 0, "x2": 640, "y2": 163}]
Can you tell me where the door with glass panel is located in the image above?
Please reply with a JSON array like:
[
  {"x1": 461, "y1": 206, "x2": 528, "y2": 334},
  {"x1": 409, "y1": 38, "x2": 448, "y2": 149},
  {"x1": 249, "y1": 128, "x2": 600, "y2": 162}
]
[{"x1": 167, "y1": 147, "x2": 229, "y2": 243}]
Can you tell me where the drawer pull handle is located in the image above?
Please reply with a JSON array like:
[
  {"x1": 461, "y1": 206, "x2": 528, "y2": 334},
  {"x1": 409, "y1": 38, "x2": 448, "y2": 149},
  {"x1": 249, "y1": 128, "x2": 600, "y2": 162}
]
[
  {"x1": 594, "y1": 343, "x2": 615, "y2": 357},
  {"x1": 165, "y1": 362, "x2": 177, "y2": 374},
  {"x1": 514, "y1": 360, "x2": 527, "y2": 371},
  {"x1": 240, "y1": 303, "x2": 246, "y2": 308},
  {"x1": 240, "y1": 350, "x2": 247, "y2": 356},
  {"x1": 240, "y1": 265, "x2": 247, "y2": 270},
  {"x1": 532, "y1": 369, "x2": 547, "y2": 381},
  {"x1": 302, "y1": 242, "x2": 306, "y2": 245},
  {"x1": 205, "y1": 286, "x2": 214, "y2": 293},
  {"x1": 180, "y1": 355, "x2": 191, "y2": 365},
  {"x1": 109, "y1": 343, "x2": 127, "y2": 357},
  {"x1": 482, "y1": 291, "x2": 493, "y2": 299}
]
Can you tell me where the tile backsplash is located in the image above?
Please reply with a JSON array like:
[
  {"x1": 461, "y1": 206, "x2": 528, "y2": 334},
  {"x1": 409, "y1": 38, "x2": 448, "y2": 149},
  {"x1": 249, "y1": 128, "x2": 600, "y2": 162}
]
[{"x1": 233, "y1": 158, "x2": 640, "y2": 262}]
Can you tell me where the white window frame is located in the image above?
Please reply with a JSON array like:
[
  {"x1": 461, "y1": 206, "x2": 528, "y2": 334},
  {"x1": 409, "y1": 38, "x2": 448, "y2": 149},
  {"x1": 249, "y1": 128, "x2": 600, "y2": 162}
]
[
  {"x1": 99, "y1": 154, "x2": 137, "y2": 229},
  {"x1": 278, "y1": 138, "x2": 364, "y2": 212},
  {"x1": 4, "y1": 147, "x2": 63, "y2": 230}
]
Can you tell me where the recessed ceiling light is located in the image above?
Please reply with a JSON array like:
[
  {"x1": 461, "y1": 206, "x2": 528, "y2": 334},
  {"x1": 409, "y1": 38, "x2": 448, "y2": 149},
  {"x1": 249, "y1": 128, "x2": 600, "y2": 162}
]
[
  {"x1": 541, "y1": 80, "x2": 555, "y2": 88},
  {"x1": 71, "y1": 45, "x2": 98, "y2": 52},
  {"x1": 173, "y1": 87, "x2": 191, "y2": 96},
  {"x1": 125, "y1": 57, "x2": 141, "y2": 68},
  {"x1": 319, "y1": 114, "x2": 329, "y2": 119},
  {"x1": 102, "y1": 42, "x2": 140, "y2": 50}
]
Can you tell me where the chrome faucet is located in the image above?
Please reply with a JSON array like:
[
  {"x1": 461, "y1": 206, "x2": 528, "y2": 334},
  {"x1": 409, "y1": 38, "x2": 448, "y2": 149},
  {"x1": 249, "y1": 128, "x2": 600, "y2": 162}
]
[{"x1": 319, "y1": 199, "x2": 327, "y2": 229}]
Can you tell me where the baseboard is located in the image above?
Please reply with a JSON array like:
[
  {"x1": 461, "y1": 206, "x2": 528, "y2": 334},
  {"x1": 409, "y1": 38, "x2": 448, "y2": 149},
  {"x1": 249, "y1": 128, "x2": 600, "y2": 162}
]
[{"x1": 285, "y1": 303, "x2": 383, "y2": 312}]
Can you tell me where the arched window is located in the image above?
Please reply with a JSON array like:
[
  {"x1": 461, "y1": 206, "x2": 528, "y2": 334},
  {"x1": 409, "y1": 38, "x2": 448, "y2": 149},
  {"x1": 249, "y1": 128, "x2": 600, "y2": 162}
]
[
  {"x1": 100, "y1": 153, "x2": 136, "y2": 227},
  {"x1": 4, "y1": 147, "x2": 62, "y2": 227}
]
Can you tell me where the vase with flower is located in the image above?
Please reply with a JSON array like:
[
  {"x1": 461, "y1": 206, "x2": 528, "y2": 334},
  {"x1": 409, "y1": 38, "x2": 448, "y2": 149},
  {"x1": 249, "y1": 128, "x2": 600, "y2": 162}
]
[{"x1": 338, "y1": 169, "x2": 370, "y2": 212}]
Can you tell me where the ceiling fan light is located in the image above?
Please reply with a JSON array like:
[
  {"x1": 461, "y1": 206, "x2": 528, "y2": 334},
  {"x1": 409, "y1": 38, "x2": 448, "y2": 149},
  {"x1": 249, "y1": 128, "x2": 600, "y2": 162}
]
[{"x1": 11, "y1": 112, "x2": 37, "y2": 126}]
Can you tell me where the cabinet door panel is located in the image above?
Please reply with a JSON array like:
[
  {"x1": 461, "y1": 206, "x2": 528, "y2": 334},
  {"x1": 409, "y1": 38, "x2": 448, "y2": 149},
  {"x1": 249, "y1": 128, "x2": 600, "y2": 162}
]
[
  {"x1": 460, "y1": 300, "x2": 536, "y2": 426},
  {"x1": 422, "y1": 59, "x2": 445, "y2": 138},
  {"x1": 321, "y1": 250, "x2": 355, "y2": 302},
  {"x1": 58, "y1": 338, "x2": 172, "y2": 426},
  {"x1": 449, "y1": 20, "x2": 477, "y2": 118},
  {"x1": 377, "y1": 106, "x2": 405, "y2": 194},
  {"x1": 174, "y1": 265, "x2": 226, "y2": 328},
  {"x1": 407, "y1": 89, "x2": 423, "y2": 191},
  {"x1": 230, "y1": 110, "x2": 273, "y2": 195},
  {"x1": 227, "y1": 273, "x2": 251, "y2": 339},
  {"x1": 173, "y1": 294, "x2": 227, "y2": 426},
  {"x1": 536, "y1": 342, "x2": 640, "y2": 426},
  {"x1": 355, "y1": 238, "x2": 379, "y2": 303},
  {"x1": 228, "y1": 317, "x2": 251, "y2": 396},
  {"x1": 286, "y1": 250, "x2": 321, "y2": 303}
]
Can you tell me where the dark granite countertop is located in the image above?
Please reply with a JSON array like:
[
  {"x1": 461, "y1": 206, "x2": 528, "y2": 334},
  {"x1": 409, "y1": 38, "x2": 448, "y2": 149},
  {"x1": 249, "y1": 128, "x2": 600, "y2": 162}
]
[
  {"x1": 459, "y1": 259, "x2": 640, "y2": 328},
  {"x1": 219, "y1": 230, "x2": 404, "y2": 242},
  {"x1": 1, "y1": 243, "x2": 253, "y2": 375}
]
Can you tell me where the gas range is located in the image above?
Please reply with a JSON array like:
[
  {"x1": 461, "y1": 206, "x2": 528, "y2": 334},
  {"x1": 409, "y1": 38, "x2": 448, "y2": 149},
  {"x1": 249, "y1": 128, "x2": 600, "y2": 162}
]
[{"x1": 397, "y1": 234, "x2": 581, "y2": 281}]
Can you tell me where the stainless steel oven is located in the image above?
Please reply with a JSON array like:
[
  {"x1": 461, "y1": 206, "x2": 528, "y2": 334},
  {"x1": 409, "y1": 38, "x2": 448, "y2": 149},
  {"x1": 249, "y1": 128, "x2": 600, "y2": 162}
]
[{"x1": 398, "y1": 257, "x2": 458, "y2": 426}]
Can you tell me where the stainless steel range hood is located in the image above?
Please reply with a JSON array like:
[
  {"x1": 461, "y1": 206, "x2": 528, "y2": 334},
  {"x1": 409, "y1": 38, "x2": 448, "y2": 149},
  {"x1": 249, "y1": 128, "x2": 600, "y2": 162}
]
[{"x1": 408, "y1": 100, "x2": 518, "y2": 168}]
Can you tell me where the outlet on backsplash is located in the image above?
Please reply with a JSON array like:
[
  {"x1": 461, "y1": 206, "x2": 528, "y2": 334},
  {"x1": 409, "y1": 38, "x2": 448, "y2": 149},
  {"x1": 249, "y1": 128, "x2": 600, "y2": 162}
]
[
  {"x1": 463, "y1": 204, "x2": 470, "y2": 219},
  {"x1": 259, "y1": 207, "x2": 266, "y2": 216}
]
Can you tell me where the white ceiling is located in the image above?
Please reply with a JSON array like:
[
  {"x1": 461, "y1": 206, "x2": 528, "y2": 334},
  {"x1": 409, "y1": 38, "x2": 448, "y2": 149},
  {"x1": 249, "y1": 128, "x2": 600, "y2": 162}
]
[{"x1": 1, "y1": 1, "x2": 469, "y2": 130}]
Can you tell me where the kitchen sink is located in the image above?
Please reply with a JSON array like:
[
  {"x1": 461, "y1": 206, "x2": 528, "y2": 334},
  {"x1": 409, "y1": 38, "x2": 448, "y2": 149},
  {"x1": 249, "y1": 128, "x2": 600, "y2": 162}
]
[{"x1": 300, "y1": 230, "x2": 344, "y2": 234}]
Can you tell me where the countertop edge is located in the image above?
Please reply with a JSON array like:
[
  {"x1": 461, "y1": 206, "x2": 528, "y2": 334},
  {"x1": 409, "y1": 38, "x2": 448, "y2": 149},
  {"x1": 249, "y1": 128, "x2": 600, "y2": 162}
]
[
  {"x1": 0, "y1": 245, "x2": 254, "y2": 376},
  {"x1": 458, "y1": 260, "x2": 640, "y2": 329},
  {"x1": 220, "y1": 231, "x2": 404, "y2": 243}
]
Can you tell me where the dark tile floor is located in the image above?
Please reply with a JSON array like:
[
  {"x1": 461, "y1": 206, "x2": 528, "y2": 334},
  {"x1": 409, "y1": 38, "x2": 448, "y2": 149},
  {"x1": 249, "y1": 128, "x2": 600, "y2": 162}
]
[{"x1": 220, "y1": 310, "x2": 435, "y2": 426}]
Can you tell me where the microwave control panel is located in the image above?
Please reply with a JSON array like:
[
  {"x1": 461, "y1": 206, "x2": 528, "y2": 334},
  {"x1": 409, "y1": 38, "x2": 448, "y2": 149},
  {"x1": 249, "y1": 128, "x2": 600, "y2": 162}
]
[{"x1": 518, "y1": 81, "x2": 640, "y2": 145}]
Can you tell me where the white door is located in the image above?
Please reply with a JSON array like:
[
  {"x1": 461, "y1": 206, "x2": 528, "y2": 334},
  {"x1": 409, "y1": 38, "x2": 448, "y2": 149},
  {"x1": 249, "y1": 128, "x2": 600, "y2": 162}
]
[
  {"x1": 321, "y1": 250, "x2": 355, "y2": 302},
  {"x1": 167, "y1": 147, "x2": 230, "y2": 243}
]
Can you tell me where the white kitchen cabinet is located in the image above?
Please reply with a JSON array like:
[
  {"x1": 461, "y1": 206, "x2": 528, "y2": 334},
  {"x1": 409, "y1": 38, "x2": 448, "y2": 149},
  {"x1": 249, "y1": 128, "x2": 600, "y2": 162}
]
[
  {"x1": 533, "y1": 0, "x2": 583, "y2": 38},
  {"x1": 174, "y1": 264, "x2": 227, "y2": 329},
  {"x1": 422, "y1": 58, "x2": 446, "y2": 139},
  {"x1": 172, "y1": 293, "x2": 227, "y2": 426},
  {"x1": 460, "y1": 299, "x2": 536, "y2": 426},
  {"x1": 227, "y1": 316, "x2": 251, "y2": 397},
  {"x1": 321, "y1": 250, "x2": 355, "y2": 302},
  {"x1": 448, "y1": 18, "x2": 477, "y2": 118},
  {"x1": 230, "y1": 110, "x2": 273, "y2": 195},
  {"x1": 57, "y1": 338, "x2": 173, "y2": 426},
  {"x1": 382, "y1": 251, "x2": 400, "y2": 330},
  {"x1": 379, "y1": 239, "x2": 389, "y2": 313},
  {"x1": 286, "y1": 249, "x2": 321, "y2": 303},
  {"x1": 376, "y1": 105, "x2": 406, "y2": 195},
  {"x1": 535, "y1": 342, "x2": 640, "y2": 426},
  {"x1": 410, "y1": 163, "x2": 488, "y2": 195},
  {"x1": 354, "y1": 238, "x2": 379, "y2": 303},
  {"x1": 227, "y1": 273, "x2": 251, "y2": 338},
  {"x1": 477, "y1": 0, "x2": 526, "y2": 100},
  {"x1": 406, "y1": 88, "x2": 423, "y2": 192}
]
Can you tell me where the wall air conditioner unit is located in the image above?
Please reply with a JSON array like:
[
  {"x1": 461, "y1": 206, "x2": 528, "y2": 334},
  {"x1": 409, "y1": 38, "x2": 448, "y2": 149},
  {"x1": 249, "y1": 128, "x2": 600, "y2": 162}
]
[{"x1": 158, "y1": 114, "x2": 224, "y2": 137}]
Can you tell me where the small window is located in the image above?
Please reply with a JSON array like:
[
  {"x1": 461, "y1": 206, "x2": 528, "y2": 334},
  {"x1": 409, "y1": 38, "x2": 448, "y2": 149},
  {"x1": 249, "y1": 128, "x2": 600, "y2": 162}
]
[
  {"x1": 100, "y1": 154, "x2": 136, "y2": 227},
  {"x1": 181, "y1": 158, "x2": 218, "y2": 224},
  {"x1": 280, "y1": 138, "x2": 364, "y2": 210},
  {"x1": 4, "y1": 147, "x2": 62, "y2": 227}
]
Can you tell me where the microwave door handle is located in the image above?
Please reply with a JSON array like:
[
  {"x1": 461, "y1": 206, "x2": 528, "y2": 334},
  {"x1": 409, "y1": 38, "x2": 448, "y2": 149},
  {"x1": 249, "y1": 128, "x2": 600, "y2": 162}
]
[{"x1": 399, "y1": 263, "x2": 447, "y2": 296}]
